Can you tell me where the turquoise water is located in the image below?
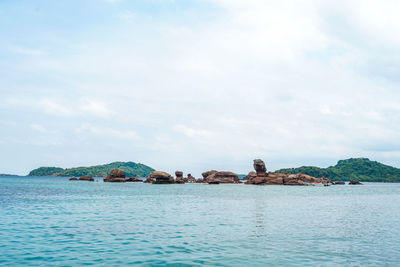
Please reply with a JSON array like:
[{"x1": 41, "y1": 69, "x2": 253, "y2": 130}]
[{"x1": 0, "y1": 176, "x2": 399, "y2": 266}]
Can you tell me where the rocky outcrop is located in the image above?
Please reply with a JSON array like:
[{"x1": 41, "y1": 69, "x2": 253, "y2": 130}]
[
  {"x1": 104, "y1": 169, "x2": 126, "y2": 182},
  {"x1": 349, "y1": 180, "x2": 363, "y2": 185},
  {"x1": 202, "y1": 170, "x2": 217, "y2": 183},
  {"x1": 126, "y1": 177, "x2": 142, "y2": 182},
  {"x1": 149, "y1": 171, "x2": 175, "y2": 184},
  {"x1": 253, "y1": 159, "x2": 267, "y2": 176},
  {"x1": 206, "y1": 171, "x2": 240, "y2": 184},
  {"x1": 246, "y1": 171, "x2": 257, "y2": 180},
  {"x1": 196, "y1": 178, "x2": 204, "y2": 183},
  {"x1": 187, "y1": 174, "x2": 196, "y2": 183},
  {"x1": 246, "y1": 159, "x2": 326, "y2": 186},
  {"x1": 79, "y1": 176, "x2": 94, "y2": 182},
  {"x1": 69, "y1": 177, "x2": 78, "y2": 181},
  {"x1": 175, "y1": 171, "x2": 185, "y2": 184}
]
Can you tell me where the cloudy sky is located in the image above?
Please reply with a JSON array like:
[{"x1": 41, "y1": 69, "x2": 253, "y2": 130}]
[{"x1": 1, "y1": 0, "x2": 400, "y2": 176}]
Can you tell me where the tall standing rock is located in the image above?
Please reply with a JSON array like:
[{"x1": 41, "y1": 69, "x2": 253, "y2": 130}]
[
  {"x1": 253, "y1": 159, "x2": 267, "y2": 177},
  {"x1": 175, "y1": 171, "x2": 185, "y2": 184}
]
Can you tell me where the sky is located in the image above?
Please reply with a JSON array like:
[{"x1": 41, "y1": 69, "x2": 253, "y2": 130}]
[{"x1": 1, "y1": 0, "x2": 400, "y2": 176}]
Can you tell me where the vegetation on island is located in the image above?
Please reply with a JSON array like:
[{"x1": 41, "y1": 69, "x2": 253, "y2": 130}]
[
  {"x1": 276, "y1": 158, "x2": 400, "y2": 182},
  {"x1": 29, "y1": 162, "x2": 155, "y2": 178}
]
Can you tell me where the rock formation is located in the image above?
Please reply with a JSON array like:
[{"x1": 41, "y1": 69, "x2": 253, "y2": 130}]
[
  {"x1": 246, "y1": 171, "x2": 257, "y2": 180},
  {"x1": 126, "y1": 177, "x2": 142, "y2": 182},
  {"x1": 246, "y1": 159, "x2": 326, "y2": 186},
  {"x1": 206, "y1": 171, "x2": 240, "y2": 184},
  {"x1": 253, "y1": 159, "x2": 267, "y2": 176},
  {"x1": 187, "y1": 174, "x2": 196, "y2": 183},
  {"x1": 104, "y1": 169, "x2": 126, "y2": 182},
  {"x1": 69, "y1": 177, "x2": 78, "y2": 181},
  {"x1": 175, "y1": 171, "x2": 185, "y2": 184},
  {"x1": 349, "y1": 180, "x2": 363, "y2": 185},
  {"x1": 148, "y1": 171, "x2": 175, "y2": 184},
  {"x1": 79, "y1": 176, "x2": 94, "y2": 182},
  {"x1": 202, "y1": 170, "x2": 217, "y2": 183}
]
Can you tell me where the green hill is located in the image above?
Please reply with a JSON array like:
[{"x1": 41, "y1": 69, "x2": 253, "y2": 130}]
[
  {"x1": 276, "y1": 158, "x2": 400, "y2": 182},
  {"x1": 29, "y1": 162, "x2": 155, "y2": 177}
]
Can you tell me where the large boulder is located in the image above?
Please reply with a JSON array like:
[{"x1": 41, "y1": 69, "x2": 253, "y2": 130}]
[
  {"x1": 253, "y1": 159, "x2": 267, "y2": 176},
  {"x1": 349, "y1": 180, "x2": 363, "y2": 185},
  {"x1": 69, "y1": 177, "x2": 78, "y2": 181},
  {"x1": 202, "y1": 170, "x2": 217, "y2": 183},
  {"x1": 175, "y1": 171, "x2": 185, "y2": 184},
  {"x1": 126, "y1": 177, "x2": 142, "y2": 182},
  {"x1": 104, "y1": 169, "x2": 126, "y2": 182},
  {"x1": 79, "y1": 176, "x2": 94, "y2": 182},
  {"x1": 207, "y1": 171, "x2": 239, "y2": 184},
  {"x1": 246, "y1": 171, "x2": 257, "y2": 180},
  {"x1": 150, "y1": 171, "x2": 175, "y2": 184}
]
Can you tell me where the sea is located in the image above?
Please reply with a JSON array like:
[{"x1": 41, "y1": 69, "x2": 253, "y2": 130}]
[{"x1": 0, "y1": 176, "x2": 399, "y2": 266}]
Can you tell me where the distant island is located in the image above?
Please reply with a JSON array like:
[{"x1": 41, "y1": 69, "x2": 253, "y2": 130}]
[
  {"x1": 26, "y1": 158, "x2": 400, "y2": 182},
  {"x1": 29, "y1": 161, "x2": 155, "y2": 177},
  {"x1": 276, "y1": 158, "x2": 400, "y2": 182},
  {"x1": 0, "y1": 174, "x2": 19, "y2": 176}
]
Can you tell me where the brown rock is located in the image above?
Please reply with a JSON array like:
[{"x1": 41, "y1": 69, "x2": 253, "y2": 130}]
[
  {"x1": 126, "y1": 177, "x2": 142, "y2": 182},
  {"x1": 79, "y1": 176, "x2": 94, "y2": 182},
  {"x1": 253, "y1": 159, "x2": 267, "y2": 177},
  {"x1": 110, "y1": 169, "x2": 126, "y2": 178},
  {"x1": 246, "y1": 171, "x2": 257, "y2": 180},
  {"x1": 207, "y1": 171, "x2": 239, "y2": 184},
  {"x1": 150, "y1": 171, "x2": 175, "y2": 184},
  {"x1": 69, "y1": 177, "x2": 78, "y2": 181},
  {"x1": 175, "y1": 171, "x2": 185, "y2": 184},
  {"x1": 187, "y1": 174, "x2": 196, "y2": 183},
  {"x1": 349, "y1": 180, "x2": 363, "y2": 185},
  {"x1": 202, "y1": 170, "x2": 217, "y2": 182},
  {"x1": 104, "y1": 169, "x2": 126, "y2": 182}
]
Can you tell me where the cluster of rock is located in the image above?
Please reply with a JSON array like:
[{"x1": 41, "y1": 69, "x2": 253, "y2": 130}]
[
  {"x1": 68, "y1": 160, "x2": 363, "y2": 186},
  {"x1": 245, "y1": 159, "x2": 325, "y2": 186}
]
